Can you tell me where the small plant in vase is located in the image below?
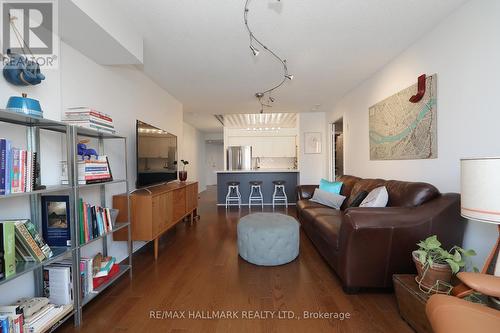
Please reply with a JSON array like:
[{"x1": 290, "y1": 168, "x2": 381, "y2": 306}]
[
  {"x1": 412, "y1": 235, "x2": 476, "y2": 294},
  {"x1": 175, "y1": 160, "x2": 189, "y2": 182}
]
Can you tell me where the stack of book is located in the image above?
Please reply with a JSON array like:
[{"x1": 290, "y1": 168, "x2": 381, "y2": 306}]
[
  {"x1": 1, "y1": 139, "x2": 39, "y2": 195},
  {"x1": 12, "y1": 297, "x2": 73, "y2": 333},
  {"x1": 63, "y1": 107, "x2": 115, "y2": 134},
  {"x1": 80, "y1": 253, "x2": 117, "y2": 298},
  {"x1": 14, "y1": 219, "x2": 53, "y2": 263},
  {"x1": 43, "y1": 259, "x2": 73, "y2": 306},
  {"x1": 0, "y1": 304, "x2": 24, "y2": 333},
  {"x1": 61, "y1": 156, "x2": 113, "y2": 185},
  {"x1": 91, "y1": 253, "x2": 118, "y2": 290},
  {"x1": 78, "y1": 200, "x2": 114, "y2": 244}
]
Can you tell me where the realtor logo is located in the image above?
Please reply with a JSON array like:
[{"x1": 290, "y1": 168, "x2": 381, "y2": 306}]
[{"x1": 0, "y1": 0, "x2": 58, "y2": 68}]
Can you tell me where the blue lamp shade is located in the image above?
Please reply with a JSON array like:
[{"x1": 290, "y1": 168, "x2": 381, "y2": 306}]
[{"x1": 6, "y1": 94, "x2": 43, "y2": 118}]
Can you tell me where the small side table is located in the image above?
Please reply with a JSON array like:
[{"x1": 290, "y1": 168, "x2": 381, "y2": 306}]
[{"x1": 393, "y1": 274, "x2": 434, "y2": 333}]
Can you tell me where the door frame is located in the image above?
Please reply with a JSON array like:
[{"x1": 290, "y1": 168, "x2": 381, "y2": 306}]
[{"x1": 328, "y1": 116, "x2": 344, "y2": 181}]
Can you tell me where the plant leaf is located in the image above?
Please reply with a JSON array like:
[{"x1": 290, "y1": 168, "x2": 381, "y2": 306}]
[
  {"x1": 461, "y1": 249, "x2": 477, "y2": 257},
  {"x1": 446, "y1": 259, "x2": 460, "y2": 274},
  {"x1": 453, "y1": 250, "x2": 462, "y2": 262},
  {"x1": 426, "y1": 235, "x2": 441, "y2": 250},
  {"x1": 415, "y1": 250, "x2": 427, "y2": 264}
]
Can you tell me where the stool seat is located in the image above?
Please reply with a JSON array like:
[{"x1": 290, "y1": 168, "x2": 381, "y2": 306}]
[
  {"x1": 272, "y1": 180, "x2": 286, "y2": 185},
  {"x1": 249, "y1": 180, "x2": 263, "y2": 185},
  {"x1": 227, "y1": 181, "x2": 240, "y2": 186}
]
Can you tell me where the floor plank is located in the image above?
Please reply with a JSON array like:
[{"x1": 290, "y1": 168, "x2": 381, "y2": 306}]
[{"x1": 57, "y1": 186, "x2": 413, "y2": 333}]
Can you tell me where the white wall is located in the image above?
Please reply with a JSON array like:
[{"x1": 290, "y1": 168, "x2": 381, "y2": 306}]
[
  {"x1": 205, "y1": 142, "x2": 223, "y2": 186},
  {"x1": 182, "y1": 122, "x2": 207, "y2": 192},
  {"x1": 327, "y1": 0, "x2": 499, "y2": 268},
  {"x1": 298, "y1": 112, "x2": 327, "y2": 184},
  {"x1": 0, "y1": 41, "x2": 183, "y2": 304}
]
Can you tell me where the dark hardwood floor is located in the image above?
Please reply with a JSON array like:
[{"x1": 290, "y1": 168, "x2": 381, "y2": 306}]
[{"x1": 59, "y1": 186, "x2": 413, "y2": 333}]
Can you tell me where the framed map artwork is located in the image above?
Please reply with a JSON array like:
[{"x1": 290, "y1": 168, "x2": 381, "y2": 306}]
[{"x1": 369, "y1": 74, "x2": 437, "y2": 160}]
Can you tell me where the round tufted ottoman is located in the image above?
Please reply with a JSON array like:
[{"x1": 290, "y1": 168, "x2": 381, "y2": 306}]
[{"x1": 237, "y1": 213, "x2": 299, "y2": 266}]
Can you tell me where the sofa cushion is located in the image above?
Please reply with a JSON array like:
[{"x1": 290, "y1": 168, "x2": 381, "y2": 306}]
[
  {"x1": 310, "y1": 189, "x2": 346, "y2": 209},
  {"x1": 303, "y1": 207, "x2": 343, "y2": 220},
  {"x1": 310, "y1": 214, "x2": 342, "y2": 249},
  {"x1": 360, "y1": 186, "x2": 389, "y2": 208},
  {"x1": 297, "y1": 199, "x2": 327, "y2": 211},
  {"x1": 385, "y1": 180, "x2": 440, "y2": 207},
  {"x1": 319, "y1": 179, "x2": 343, "y2": 194},
  {"x1": 347, "y1": 178, "x2": 386, "y2": 207},
  {"x1": 336, "y1": 175, "x2": 361, "y2": 198}
]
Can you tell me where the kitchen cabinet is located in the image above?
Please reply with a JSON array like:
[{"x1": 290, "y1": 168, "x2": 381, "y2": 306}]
[{"x1": 228, "y1": 136, "x2": 296, "y2": 158}]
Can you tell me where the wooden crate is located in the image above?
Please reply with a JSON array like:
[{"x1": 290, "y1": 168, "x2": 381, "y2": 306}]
[{"x1": 393, "y1": 274, "x2": 434, "y2": 333}]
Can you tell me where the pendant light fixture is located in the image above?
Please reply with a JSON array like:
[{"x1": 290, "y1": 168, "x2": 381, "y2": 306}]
[{"x1": 244, "y1": 0, "x2": 293, "y2": 113}]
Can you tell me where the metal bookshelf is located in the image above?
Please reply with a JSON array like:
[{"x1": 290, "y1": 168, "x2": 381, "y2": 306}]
[{"x1": 0, "y1": 109, "x2": 133, "y2": 330}]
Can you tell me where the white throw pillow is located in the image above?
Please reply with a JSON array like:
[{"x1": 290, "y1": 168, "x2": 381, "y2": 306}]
[
  {"x1": 310, "y1": 188, "x2": 346, "y2": 210},
  {"x1": 359, "y1": 186, "x2": 389, "y2": 208}
]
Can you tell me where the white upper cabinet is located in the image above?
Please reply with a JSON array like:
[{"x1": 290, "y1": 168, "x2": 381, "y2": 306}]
[{"x1": 227, "y1": 135, "x2": 296, "y2": 158}]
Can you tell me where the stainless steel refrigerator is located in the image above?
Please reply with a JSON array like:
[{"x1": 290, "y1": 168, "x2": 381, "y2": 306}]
[{"x1": 226, "y1": 146, "x2": 252, "y2": 170}]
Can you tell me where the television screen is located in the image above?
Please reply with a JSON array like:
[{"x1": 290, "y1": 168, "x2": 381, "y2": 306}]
[{"x1": 136, "y1": 120, "x2": 178, "y2": 187}]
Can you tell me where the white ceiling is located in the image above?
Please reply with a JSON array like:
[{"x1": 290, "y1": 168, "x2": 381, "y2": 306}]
[{"x1": 111, "y1": 0, "x2": 466, "y2": 125}]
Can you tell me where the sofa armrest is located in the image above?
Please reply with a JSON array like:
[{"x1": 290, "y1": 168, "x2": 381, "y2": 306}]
[
  {"x1": 457, "y1": 272, "x2": 500, "y2": 298},
  {"x1": 296, "y1": 185, "x2": 319, "y2": 200},
  {"x1": 337, "y1": 193, "x2": 464, "y2": 288}
]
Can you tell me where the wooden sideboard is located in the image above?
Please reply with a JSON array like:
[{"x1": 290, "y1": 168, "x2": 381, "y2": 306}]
[{"x1": 113, "y1": 181, "x2": 199, "y2": 259}]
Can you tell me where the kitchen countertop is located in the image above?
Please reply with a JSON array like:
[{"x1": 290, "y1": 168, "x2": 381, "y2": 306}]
[{"x1": 216, "y1": 169, "x2": 299, "y2": 173}]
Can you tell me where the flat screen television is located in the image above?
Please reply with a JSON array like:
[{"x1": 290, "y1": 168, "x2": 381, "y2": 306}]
[{"x1": 136, "y1": 120, "x2": 178, "y2": 187}]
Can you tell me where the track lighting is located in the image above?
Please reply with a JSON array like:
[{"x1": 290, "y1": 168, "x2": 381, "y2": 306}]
[
  {"x1": 249, "y1": 44, "x2": 259, "y2": 56},
  {"x1": 244, "y1": 0, "x2": 292, "y2": 112}
]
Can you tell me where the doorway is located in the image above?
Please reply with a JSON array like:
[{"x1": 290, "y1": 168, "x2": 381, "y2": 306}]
[
  {"x1": 331, "y1": 119, "x2": 344, "y2": 179},
  {"x1": 205, "y1": 140, "x2": 224, "y2": 186}
]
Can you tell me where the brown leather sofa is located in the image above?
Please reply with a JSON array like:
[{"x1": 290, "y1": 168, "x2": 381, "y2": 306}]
[{"x1": 296, "y1": 175, "x2": 465, "y2": 293}]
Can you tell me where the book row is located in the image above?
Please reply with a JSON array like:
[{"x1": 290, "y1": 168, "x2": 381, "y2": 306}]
[
  {"x1": 0, "y1": 139, "x2": 40, "y2": 196},
  {"x1": 61, "y1": 156, "x2": 113, "y2": 185}
]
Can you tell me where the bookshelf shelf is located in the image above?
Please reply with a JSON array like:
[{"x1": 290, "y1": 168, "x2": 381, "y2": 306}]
[
  {"x1": 77, "y1": 179, "x2": 127, "y2": 189},
  {"x1": 74, "y1": 126, "x2": 125, "y2": 140},
  {"x1": 0, "y1": 185, "x2": 72, "y2": 200},
  {"x1": 78, "y1": 222, "x2": 130, "y2": 248},
  {"x1": 0, "y1": 109, "x2": 132, "y2": 329},
  {"x1": 0, "y1": 109, "x2": 69, "y2": 133},
  {"x1": 81, "y1": 264, "x2": 131, "y2": 307},
  {"x1": 0, "y1": 247, "x2": 72, "y2": 286}
]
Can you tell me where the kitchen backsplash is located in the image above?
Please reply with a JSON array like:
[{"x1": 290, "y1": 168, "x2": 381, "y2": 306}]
[{"x1": 252, "y1": 157, "x2": 297, "y2": 169}]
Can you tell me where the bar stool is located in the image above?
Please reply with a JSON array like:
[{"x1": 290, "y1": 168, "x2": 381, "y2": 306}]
[
  {"x1": 272, "y1": 180, "x2": 288, "y2": 209},
  {"x1": 248, "y1": 180, "x2": 264, "y2": 209},
  {"x1": 225, "y1": 181, "x2": 241, "y2": 208}
]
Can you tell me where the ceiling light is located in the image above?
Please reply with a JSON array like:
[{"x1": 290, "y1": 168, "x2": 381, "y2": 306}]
[
  {"x1": 244, "y1": 0, "x2": 292, "y2": 113},
  {"x1": 249, "y1": 44, "x2": 260, "y2": 56}
]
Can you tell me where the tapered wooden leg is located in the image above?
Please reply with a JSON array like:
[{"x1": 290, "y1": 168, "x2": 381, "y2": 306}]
[{"x1": 154, "y1": 238, "x2": 159, "y2": 260}]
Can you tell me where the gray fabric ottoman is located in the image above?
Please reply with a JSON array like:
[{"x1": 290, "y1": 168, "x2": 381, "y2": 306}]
[{"x1": 237, "y1": 213, "x2": 299, "y2": 266}]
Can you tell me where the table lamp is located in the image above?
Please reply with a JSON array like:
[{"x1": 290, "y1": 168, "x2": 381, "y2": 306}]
[{"x1": 460, "y1": 157, "x2": 500, "y2": 276}]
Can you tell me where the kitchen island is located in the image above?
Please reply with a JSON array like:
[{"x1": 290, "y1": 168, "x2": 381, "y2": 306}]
[{"x1": 216, "y1": 169, "x2": 299, "y2": 206}]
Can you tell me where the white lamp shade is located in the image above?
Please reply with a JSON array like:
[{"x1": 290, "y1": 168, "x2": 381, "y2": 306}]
[{"x1": 461, "y1": 157, "x2": 500, "y2": 224}]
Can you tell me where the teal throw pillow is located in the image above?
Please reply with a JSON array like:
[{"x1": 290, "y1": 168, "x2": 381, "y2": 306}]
[{"x1": 319, "y1": 179, "x2": 343, "y2": 195}]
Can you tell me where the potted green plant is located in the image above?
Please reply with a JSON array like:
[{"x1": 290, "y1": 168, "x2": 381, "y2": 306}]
[
  {"x1": 412, "y1": 235, "x2": 476, "y2": 293},
  {"x1": 176, "y1": 160, "x2": 189, "y2": 182}
]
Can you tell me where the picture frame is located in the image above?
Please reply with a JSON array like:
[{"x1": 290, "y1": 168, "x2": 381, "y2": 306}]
[
  {"x1": 304, "y1": 132, "x2": 322, "y2": 154},
  {"x1": 41, "y1": 195, "x2": 71, "y2": 247}
]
